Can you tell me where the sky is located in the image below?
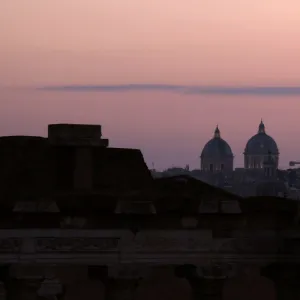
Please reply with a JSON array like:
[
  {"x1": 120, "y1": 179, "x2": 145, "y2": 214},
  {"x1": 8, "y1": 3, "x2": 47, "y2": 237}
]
[{"x1": 1, "y1": 0, "x2": 300, "y2": 170}]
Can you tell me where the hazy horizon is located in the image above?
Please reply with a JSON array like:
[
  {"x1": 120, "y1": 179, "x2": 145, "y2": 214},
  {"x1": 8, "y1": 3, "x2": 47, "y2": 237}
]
[{"x1": 1, "y1": 0, "x2": 300, "y2": 170}]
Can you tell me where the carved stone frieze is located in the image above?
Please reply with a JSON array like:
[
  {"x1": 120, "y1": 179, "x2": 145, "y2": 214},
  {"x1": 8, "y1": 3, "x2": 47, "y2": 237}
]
[
  {"x1": 0, "y1": 230, "x2": 291, "y2": 259},
  {"x1": 133, "y1": 234, "x2": 213, "y2": 252},
  {"x1": 13, "y1": 201, "x2": 60, "y2": 213},
  {"x1": 216, "y1": 237, "x2": 280, "y2": 254},
  {"x1": 36, "y1": 238, "x2": 119, "y2": 252},
  {"x1": 0, "y1": 238, "x2": 21, "y2": 253}
]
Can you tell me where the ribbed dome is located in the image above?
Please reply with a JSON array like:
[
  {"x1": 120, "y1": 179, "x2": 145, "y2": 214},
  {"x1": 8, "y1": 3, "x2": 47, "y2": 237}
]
[
  {"x1": 201, "y1": 126, "x2": 233, "y2": 158},
  {"x1": 245, "y1": 120, "x2": 279, "y2": 155}
]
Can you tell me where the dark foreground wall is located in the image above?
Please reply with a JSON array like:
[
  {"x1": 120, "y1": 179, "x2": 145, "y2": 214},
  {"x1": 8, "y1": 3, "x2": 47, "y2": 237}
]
[{"x1": 0, "y1": 135, "x2": 152, "y2": 206}]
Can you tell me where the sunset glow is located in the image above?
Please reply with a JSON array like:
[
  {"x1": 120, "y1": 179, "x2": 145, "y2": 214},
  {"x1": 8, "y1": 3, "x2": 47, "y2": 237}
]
[{"x1": 1, "y1": 0, "x2": 300, "y2": 169}]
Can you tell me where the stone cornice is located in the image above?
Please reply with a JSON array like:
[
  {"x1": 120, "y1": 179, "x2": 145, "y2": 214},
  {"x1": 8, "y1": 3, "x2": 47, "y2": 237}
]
[{"x1": 0, "y1": 229, "x2": 297, "y2": 265}]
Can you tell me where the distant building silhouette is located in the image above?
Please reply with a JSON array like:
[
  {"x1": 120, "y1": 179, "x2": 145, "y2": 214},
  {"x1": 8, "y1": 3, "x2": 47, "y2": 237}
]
[
  {"x1": 200, "y1": 125, "x2": 234, "y2": 173},
  {"x1": 244, "y1": 120, "x2": 279, "y2": 169},
  {"x1": 154, "y1": 120, "x2": 292, "y2": 198}
]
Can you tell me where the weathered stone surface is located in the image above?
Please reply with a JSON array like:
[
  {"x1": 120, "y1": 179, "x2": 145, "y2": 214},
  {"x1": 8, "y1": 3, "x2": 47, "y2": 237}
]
[
  {"x1": 10, "y1": 265, "x2": 46, "y2": 279},
  {"x1": 36, "y1": 238, "x2": 119, "y2": 252},
  {"x1": 55, "y1": 266, "x2": 89, "y2": 284},
  {"x1": 13, "y1": 201, "x2": 59, "y2": 213},
  {"x1": 181, "y1": 217, "x2": 198, "y2": 228},
  {"x1": 0, "y1": 282, "x2": 6, "y2": 300},
  {"x1": 134, "y1": 267, "x2": 192, "y2": 300},
  {"x1": 0, "y1": 136, "x2": 51, "y2": 203},
  {"x1": 196, "y1": 278, "x2": 224, "y2": 300},
  {"x1": 220, "y1": 200, "x2": 241, "y2": 214},
  {"x1": 263, "y1": 264, "x2": 300, "y2": 300},
  {"x1": 64, "y1": 280, "x2": 105, "y2": 300},
  {"x1": 280, "y1": 238, "x2": 300, "y2": 254},
  {"x1": 198, "y1": 199, "x2": 218, "y2": 213},
  {"x1": 0, "y1": 238, "x2": 21, "y2": 253},
  {"x1": 107, "y1": 279, "x2": 139, "y2": 300},
  {"x1": 115, "y1": 201, "x2": 156, "y2": 214},
  {"x1": 216, "y1": 237, "x2": 281, "y2": 254},
  {"x1": 222, "y1": 266, "x2": 276, "y2": 300},
  {"x1": 108, "y1": 266, "x2": 150, "y2": 279},
  {"x1": 0, "y1": 132, "x2": 152, "y2": 209},
  {"x1": 73, "y1": 148, "x2": 93, "y2": 189},
  {"x1": 11, "y1": 279, "x2": 41, "y2": 300},
  {"x1": 48, "y1": 124, "x2": 106, "y2": 146},
  {"x1": 60, "y1": 217, "x2": 87, "y2": 228},
  {"x1": 133, "y1": 230, "x2": 212, "y2": 252},
  {"x1": 37, "y1": 278, "x2": 62, "y2": 298}
]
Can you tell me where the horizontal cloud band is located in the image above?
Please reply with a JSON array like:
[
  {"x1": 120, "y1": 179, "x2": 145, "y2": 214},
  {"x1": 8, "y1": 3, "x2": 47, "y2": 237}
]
[{"x1": 38, "y1": 84, "x2": 300, "y2": 96}]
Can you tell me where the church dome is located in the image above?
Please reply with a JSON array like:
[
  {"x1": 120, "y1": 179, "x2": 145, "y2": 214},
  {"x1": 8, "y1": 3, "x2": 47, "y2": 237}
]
[
  {"x1": 201, "y1": 126, "x2": 233, "y2": 158},
  {"x1": 245, "y1": 120, "x2": 279, "y2": 155}
]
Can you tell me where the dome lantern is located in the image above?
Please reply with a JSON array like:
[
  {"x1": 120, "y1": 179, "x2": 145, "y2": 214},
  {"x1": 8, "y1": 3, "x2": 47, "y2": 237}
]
[
  {"x1": 258, "y1": 119, "x2": 265, "y2": 134},
  {"x1": 214, "y1": 125, "x2": 220, "y2": 138}
]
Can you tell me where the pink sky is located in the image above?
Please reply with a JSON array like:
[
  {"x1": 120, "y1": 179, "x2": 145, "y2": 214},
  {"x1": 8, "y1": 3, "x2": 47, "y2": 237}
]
[{"x1": 1, "y1": 0, "x2": 300, "y2": 169}]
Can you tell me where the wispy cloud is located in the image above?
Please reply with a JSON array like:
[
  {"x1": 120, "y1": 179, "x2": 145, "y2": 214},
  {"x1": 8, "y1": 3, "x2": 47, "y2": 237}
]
[{"x1": 38, "y1": 84, "x2": 300, "y2": 96}]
